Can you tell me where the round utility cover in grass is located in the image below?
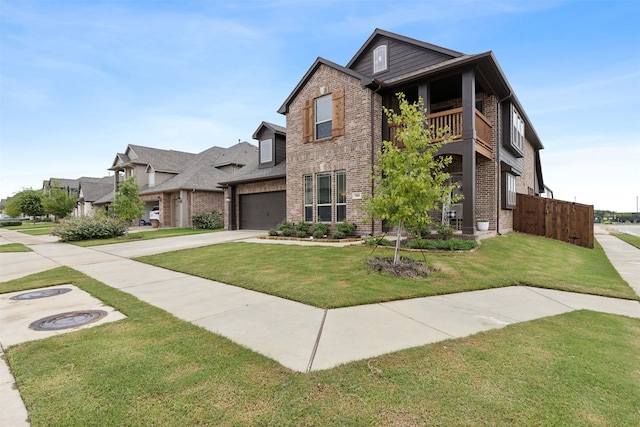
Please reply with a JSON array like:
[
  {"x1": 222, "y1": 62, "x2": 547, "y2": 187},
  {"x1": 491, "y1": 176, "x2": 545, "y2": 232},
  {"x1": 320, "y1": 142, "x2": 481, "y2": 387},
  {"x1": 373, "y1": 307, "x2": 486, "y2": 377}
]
[
  {"x1": 11, "y1": 288, "x2": 72, "y2": 300},
  {"x1": 29, "y1": 310, "x2": 108, "y2": 331}
]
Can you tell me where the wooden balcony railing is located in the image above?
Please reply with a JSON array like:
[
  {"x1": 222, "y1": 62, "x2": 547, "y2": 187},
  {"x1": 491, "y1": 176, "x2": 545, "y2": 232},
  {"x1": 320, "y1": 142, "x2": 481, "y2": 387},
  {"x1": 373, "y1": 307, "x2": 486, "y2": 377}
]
[{"x1": 388, "y1": 107, "x2": 493, "y2": 159}]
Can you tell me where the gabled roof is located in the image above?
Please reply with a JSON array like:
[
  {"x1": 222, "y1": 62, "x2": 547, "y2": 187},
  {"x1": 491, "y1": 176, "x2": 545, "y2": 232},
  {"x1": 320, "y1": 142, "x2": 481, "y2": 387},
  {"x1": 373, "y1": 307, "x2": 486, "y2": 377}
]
[
  {"x1": 252, "y1": 121, "x2": 286, "y2": 139},
  {"x1": 218, "y1": 160, "x2": 286, "y2": 186},
  {"x1": 139, "y1": 142, "x2": 258, "y2": 194},
  {"x1": 78, "y1": 177, "x2": 112, "y2": 202},
  {"x1": 277, "y1": 57, "x2": 374, "y2": 114},
  {"x1": 346, "y1": 28, "x2": 463, "y2": 69},
  {"x1": 109, "y1": 144, "x2": 196, "y2": 173}
]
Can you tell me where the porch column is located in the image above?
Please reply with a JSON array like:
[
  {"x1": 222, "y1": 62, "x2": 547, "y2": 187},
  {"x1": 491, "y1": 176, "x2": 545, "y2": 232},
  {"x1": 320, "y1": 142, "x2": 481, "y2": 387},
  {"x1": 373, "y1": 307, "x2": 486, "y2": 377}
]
[{"x1": 461, "y1": 69, "x2": 476, "y2": 235}]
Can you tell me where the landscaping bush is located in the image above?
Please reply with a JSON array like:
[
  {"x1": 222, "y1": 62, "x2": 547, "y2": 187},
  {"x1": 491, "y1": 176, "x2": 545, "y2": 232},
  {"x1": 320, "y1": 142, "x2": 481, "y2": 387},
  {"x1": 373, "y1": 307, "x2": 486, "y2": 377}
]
[
  {"x1": 310, "y1": 223, "x2": 329, "y2": 239},
  {"x1": 295, "y1": 221, "x2": 309, "y2": 236},
  {"x1": 364, "y1": 237, "x2": 394, "y2": 246},
  {"x1": 0, "y1": 221, "x2": 23, "y2": 227},
  {"x1": 332, "y1": 230, "x2": 346, "y2": 239},
  {"x1": 51, "y1": 216, "x2": 127, "y2": 242},
  {"x1": 335, "y1": 220, "x2": 355, "y2": 236},
  {"x1": 192, "y1": 210, "x2": 222, "y2": 229},
  {"x1": 277, "y1": 220, "x2": 294, "y2": 237},
  {"x1": 268, "y1": 229, "x2": 279, "y2": 236},
  {"x1": 435, "y1": 223, "x2": 455, "y2": 240},
  {"x1": 406, "y1": 237, "x2": 476, "y2": 251}
]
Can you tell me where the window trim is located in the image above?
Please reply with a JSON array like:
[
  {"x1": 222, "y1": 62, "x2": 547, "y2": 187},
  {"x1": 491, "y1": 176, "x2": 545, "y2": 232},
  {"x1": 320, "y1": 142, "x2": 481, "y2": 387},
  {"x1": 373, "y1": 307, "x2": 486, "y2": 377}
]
[
  {"x1": 502, "y1": 172, "x2": 517, "y2": 210},
  {"x1": 316, "y1": 172, "x2": 332, "y2": 222},
  {"x1": 336, "y1": 170, "x2": 346, "y2": 222},
  {"x1": 303, "y1": 174, "x2": 313, "y2": 222},
  {"x1": 315, "y1": 94, "x2": 332, "y2": 140},
  {"x1": 260, "y1": 139, "x2": 273, "y2": 164},
  {"x1": 373, "y1": 44, "x2": 388, "y2": 74}
]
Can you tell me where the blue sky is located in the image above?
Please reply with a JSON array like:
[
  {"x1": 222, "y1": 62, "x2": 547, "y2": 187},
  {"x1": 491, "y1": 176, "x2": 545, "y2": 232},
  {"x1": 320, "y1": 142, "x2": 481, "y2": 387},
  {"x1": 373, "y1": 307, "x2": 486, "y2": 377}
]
[{"x1": 1, "y1": 0, "x2": 639, "y2": 212}]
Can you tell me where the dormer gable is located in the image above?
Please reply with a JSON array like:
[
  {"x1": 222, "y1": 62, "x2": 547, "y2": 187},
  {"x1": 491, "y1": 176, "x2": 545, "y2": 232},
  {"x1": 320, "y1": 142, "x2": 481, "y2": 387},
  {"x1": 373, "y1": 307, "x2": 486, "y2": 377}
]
[
  {"x1": 253, "y1": 121, "x2": 286, "y2": 169},
  {"x1": 346, "y1": 28, "x2": 463, "y2": 83}
]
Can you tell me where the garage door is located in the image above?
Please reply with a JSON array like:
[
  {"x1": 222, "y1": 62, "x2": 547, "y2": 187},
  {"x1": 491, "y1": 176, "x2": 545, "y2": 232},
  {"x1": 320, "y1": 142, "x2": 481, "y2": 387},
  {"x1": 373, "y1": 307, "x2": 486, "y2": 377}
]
[{"x1": 240, "y1": 191, "x2": 286, "y2": 230}]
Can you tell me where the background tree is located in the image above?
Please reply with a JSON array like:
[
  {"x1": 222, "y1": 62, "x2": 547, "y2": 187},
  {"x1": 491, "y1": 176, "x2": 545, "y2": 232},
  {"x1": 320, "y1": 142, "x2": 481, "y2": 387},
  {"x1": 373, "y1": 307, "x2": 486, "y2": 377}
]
[
  {"x1": 109, "y1": 176, "x2": 144, "y2": 233},
  {"x1": 6, "y1": 189, "x2": 45, "y2": 221},
  {"x1": 363, "y1": 93, "x2": 460, "y2": 265},
  {"x1": 42, "y1": 181, "x2": 77, "y2": 221}
]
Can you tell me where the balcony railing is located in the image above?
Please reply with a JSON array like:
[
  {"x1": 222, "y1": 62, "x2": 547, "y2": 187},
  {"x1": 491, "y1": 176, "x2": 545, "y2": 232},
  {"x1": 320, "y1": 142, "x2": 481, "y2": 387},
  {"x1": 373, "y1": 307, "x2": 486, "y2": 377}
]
[{"x1": 388, "y1": 107, "x2": 493, "y2": 159}]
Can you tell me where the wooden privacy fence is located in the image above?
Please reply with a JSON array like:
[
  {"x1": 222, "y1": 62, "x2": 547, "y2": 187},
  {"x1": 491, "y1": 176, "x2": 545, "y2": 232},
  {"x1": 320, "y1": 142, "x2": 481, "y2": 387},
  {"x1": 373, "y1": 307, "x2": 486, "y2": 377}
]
[{"x1": 514, "y1": 194, "x2": 594, "y2": 249}]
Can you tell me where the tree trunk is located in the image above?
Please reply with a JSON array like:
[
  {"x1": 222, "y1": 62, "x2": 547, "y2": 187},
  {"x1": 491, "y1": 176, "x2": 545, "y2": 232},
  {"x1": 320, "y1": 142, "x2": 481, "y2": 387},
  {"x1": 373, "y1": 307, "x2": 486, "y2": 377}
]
[{"x1": 394, "y1": 221, "x2": 402, "y2": 265}]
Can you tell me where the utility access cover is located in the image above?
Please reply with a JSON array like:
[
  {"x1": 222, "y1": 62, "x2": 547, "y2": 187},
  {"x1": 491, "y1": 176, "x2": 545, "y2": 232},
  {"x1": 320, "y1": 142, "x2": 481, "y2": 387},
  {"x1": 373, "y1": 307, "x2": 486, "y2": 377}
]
[
  {"x1": 11, "y1": 288, "x2": 72, "y2": 300},
  {"x1": 29, "y1": 310, "x2": 108, "y2": 331}
]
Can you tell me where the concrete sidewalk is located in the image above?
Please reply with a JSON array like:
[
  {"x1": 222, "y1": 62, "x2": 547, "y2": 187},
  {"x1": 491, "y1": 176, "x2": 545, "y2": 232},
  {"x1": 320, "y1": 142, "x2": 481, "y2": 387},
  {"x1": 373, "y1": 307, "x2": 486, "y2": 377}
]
[{"x1": 1, "y1": 227, "x2": 639, "y2": 425}]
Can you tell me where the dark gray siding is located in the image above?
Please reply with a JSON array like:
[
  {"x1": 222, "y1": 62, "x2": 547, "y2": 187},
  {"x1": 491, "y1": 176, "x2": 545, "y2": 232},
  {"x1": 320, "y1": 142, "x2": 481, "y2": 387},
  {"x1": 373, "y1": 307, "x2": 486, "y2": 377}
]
[
  {"x1": 275, "y1": 133, "x2": 286, "y2": 165},
  {"x1": 350, "y1": 36, "x2": 457, "y2": 82}
]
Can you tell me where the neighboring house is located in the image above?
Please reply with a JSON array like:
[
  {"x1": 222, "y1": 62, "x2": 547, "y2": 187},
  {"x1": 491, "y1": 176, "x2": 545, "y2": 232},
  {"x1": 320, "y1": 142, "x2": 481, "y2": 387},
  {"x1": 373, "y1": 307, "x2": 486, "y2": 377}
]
[
  {"x1": 76, "y1": 176, "x2": 113, "y2": 217},
  {"x1": 265, "y1": 28, "x2": 545, "y2": 236},
  {"x1": 102, "y1": 142, "x2": 257, "y2": 227}
]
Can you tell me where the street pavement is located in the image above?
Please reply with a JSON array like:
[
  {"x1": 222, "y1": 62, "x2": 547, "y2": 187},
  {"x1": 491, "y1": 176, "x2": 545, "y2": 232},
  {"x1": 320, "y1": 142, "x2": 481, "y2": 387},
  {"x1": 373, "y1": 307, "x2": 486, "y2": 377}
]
[{"x1": 1, "y1": 226, "x2": 639, "y2": 426}]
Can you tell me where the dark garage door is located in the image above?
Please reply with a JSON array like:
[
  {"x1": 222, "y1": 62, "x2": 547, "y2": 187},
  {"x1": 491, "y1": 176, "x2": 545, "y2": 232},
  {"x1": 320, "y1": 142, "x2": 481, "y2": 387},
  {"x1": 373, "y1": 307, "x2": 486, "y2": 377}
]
[{"x1": 240, "y1": 191, "x2": 286, "y2": 230}]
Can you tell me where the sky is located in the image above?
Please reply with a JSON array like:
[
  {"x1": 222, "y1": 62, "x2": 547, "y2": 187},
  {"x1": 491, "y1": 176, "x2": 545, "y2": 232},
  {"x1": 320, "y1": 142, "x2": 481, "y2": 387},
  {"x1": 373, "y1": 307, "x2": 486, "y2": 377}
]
[{"x1": 1, "y1": 0, "x2": 639, "y2": 212}]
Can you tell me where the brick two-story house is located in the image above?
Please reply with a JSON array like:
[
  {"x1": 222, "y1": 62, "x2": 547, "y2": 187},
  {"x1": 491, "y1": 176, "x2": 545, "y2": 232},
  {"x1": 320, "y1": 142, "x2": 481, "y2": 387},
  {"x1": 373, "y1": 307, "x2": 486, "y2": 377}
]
[{"x1": 225, "y1": 29, "x2": 546, "y2": 236}]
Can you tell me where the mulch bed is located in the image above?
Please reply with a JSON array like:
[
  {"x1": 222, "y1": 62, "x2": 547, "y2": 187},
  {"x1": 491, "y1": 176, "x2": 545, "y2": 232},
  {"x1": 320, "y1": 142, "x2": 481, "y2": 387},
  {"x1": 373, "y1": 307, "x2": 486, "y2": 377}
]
[{"x1": 366, "y1": 256, "x2": 435, "y2": 278}]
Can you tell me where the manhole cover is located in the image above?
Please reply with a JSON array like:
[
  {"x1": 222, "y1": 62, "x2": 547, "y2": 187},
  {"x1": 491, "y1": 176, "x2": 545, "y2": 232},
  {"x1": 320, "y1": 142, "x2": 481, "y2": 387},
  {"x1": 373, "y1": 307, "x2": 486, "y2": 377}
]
[
  {"x1": 29, "y1": 310, "x2": 108, "y2": 331},
  {"x1": 11, "y1": 288, "x2": 73, "y2": 300}
]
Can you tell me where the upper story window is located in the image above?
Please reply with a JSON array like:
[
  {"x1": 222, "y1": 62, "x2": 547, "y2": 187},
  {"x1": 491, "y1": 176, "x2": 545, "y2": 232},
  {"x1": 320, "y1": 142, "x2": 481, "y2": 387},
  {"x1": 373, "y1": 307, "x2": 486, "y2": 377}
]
[
  {"x1": 503, "y1": 172, "x2": 517, "y2": 209},
  {"x1": 373, "y1": 45, "x2": 388, "y2": 74},
  {"x1": 260, "y1": 139, "x2": 272, "y2": 163},
  {"x1": 512, "y1": 109, "x2": 525, "y2": 152},
  {"x1": 315, "y1": 94, "x2": 332, "y2": 139}
]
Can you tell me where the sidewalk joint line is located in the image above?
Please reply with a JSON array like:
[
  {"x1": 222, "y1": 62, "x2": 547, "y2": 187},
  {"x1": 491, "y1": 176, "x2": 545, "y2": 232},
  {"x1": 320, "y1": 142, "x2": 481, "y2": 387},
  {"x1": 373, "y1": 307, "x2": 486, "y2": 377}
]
[{"x1": 306, "y1": 309, "x2": 327, "y2": 373}]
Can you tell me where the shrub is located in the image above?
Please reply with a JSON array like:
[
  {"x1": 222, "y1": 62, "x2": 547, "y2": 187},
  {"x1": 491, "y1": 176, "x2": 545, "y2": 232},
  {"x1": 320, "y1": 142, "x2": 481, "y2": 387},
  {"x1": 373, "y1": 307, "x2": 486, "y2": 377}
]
[
  {"x1": 268, "y1": 229, "x2": 279, "y2": 236},
  {"x1": 310, "y1": 223, "x2": 329, "y2": 239},
  {"x1": 0, "y1": 221, "x2": 23, "y2": 227},
  {"x1": 333, "y1": 230, "x2": 346, "y2": 239},
  {"x1": 336, "y1": 220, "x2": 355, "y2": 236},
  {"x1": 364, "y1": 237, "x2": 394, "y2": 247},
  {"x1": 51, "y1": 216, "x2": 127, "y2": 242},
  {"x1": 295, "y1": 221, "x2": 309, "y2": 235},
  {"x1": 277, "y1": 220, "x2": 294, "y2": 236},
  {"x1": 296, "y1": 231, "x2": 307, "y2": 238},
  {"x1": 192, "y1": 210, "x2": 222, "y2": 229},
  {"x1": 435, "y1": 223, "x2": 455, "y2": 240},
  {"x1": 406, "y1": 237, "x2": 476, "y2": 251}
]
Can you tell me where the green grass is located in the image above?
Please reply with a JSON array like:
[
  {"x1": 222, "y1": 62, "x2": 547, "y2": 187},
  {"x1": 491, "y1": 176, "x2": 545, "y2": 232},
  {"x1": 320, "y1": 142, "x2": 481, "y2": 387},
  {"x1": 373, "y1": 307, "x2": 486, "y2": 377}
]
[
  {"x1": 613, "y1": 232, "x2": 640, "y2": 249},
  {"x1": 2, "y1": 268, "x2": 639, "y2": 426},
  {"x1": 136, "y1": 232, "x2": 637, "y2": 308},
  {"x1": 0, "y1": 243, "x2": 32, "y2": 252},
  {"x1": 71, "y1": 227, "x2": 220, "y2": 246}
]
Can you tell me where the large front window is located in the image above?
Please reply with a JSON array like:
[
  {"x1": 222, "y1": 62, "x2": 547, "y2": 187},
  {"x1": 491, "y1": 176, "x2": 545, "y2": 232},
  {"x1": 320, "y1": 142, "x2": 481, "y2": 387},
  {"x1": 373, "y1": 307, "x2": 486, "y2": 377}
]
[
  {"x1": 316, "y1": 173, "x2": 332, "y2": 222},
  {"x1": 315, "y1": 94, "x2": 332, "y2": 140}
]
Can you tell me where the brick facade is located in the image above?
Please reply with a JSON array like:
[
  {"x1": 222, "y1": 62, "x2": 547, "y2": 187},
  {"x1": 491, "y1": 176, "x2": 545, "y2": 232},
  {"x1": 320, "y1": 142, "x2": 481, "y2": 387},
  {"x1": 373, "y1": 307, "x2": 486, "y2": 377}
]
[{"x1": 285, "y1": 64, "x2": 383, "y2": 235}]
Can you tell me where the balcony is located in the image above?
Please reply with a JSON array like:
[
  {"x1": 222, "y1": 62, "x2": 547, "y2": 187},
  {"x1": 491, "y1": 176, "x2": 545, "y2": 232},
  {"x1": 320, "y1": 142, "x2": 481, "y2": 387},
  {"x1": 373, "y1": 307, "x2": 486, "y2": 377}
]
[{"x1": 388, "y1": 107, "x2": 493, "y2": 159}]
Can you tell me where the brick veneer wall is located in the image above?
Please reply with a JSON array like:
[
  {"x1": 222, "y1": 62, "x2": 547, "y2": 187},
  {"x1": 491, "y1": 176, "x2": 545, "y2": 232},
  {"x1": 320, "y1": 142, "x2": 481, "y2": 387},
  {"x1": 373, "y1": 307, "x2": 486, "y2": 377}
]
[{"x1": 285, "y1": 64, "x2": 383, "y2": 235}]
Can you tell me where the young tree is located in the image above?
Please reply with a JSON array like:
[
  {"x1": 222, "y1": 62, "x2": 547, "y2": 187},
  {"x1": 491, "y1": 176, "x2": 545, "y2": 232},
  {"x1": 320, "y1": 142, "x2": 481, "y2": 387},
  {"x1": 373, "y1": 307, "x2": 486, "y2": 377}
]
[
  {"x1": 109, "y1": 176, "x2": 144, "y2": 233},
  {"x1": 42, "y1": 181, "x2": 77, "y2": 221},
  {"x1": 363, "y1": 93, "x2": 461, "y2": 265}
]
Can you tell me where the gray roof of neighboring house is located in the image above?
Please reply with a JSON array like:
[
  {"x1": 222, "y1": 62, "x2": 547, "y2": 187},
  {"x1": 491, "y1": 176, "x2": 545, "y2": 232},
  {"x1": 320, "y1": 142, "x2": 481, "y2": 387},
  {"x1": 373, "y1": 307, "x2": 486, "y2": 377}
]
[
  {"x1": 78, "y1": 177, "x2": 112, "y2": 202},
  {"x1": 93, "y1": 190, "x2": 114, "y2": 205},
  {"x1": 140, "y1": 142, "x2": 259, "y2": 194},
  {"x1": 110, "y1": 145, "x2": 197, "y2": 173},
  {"x1": 43, "y1": 178, "x2": 80, "y2": 190}
]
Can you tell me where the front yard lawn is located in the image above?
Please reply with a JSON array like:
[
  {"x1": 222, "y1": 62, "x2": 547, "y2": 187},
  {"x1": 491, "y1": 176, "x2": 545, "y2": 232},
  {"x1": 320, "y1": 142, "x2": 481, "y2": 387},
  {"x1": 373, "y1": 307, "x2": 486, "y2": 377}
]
[
  {"x1": 0, "y1": 243, "x2": 32, "y2": 252},
  {"x1": 137, "y1": 232, "x2": 637, "y2": 308},
  {"x1": 613, "y1": 232, "x2": 640, "y2": 249},
  {"x1": 2, "y1": 267, "x2": 639, "y2": 426}
]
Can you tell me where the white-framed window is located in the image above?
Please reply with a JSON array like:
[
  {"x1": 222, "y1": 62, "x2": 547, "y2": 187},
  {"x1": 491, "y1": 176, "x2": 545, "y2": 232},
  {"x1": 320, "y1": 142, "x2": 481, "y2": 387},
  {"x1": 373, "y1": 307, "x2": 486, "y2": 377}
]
[
  {"x1": 512, "y1": 109, "x2": 525, "y2": 152},
  {"x1": 260, "y1": 139, "x2": 272, "y2": 163},
  {"x1": 149, "y1": 170, "x2": 155, "y2": 187},
  {"x1": 315, "y1": 94, "x2": 332, "y2": 139},
  {"x1": 316, "y1": 173, "x2": 332, "y2": 222},
  {"x1": 304, "y1": 175, "x2": 313, "y2": 222},
  {"x1": 373, "y1": 44, "x2": 388, "y2": 74},
  {"x1": 503, "y1": 172, "x2": 517, "y2": 209},
  {"x1": 336, "y1": 170, "x2": 346, "y2": 222}
]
